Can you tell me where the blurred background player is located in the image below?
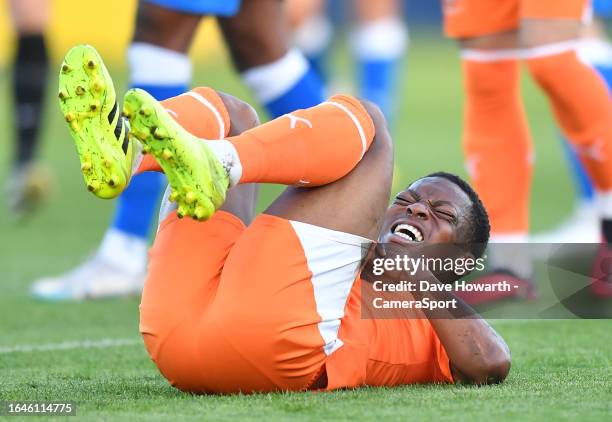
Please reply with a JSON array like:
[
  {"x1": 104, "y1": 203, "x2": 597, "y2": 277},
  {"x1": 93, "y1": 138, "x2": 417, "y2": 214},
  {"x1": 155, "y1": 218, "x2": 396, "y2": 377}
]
[
  {"x1": 443, "y1": 0, "x2": 612, "y2": 304},
  {"x1": 287, "y1": 0, "x2": 408, "y2": 120},
  {"x1": 31, "y1": 0, "x2": 324, "y2": 300},
  {"x1": 4, "y1": 0, "x2": 51, "y2": 217},
  {"x1": 533, "y1": 0, "x2": 612, "y2": 243}
]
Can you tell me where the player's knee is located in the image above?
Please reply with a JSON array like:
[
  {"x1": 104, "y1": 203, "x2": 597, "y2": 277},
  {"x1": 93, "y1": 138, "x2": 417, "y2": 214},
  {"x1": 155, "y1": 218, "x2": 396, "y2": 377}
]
[
  {"x1": 132, "y1": 2, "x2": 199, "y2": 52},
  {"x1": 218, "y1": 92, "x2": 260, "y2": 136},
  {"x1": 220, "y1": 0, "x2": 287, "y2": 71},
  {"x1": 223, "y1": 28, "x2": 287, "y2": 71},
  {"x1": 359, "y1": 99, "x2": 392, "y2": 152}
]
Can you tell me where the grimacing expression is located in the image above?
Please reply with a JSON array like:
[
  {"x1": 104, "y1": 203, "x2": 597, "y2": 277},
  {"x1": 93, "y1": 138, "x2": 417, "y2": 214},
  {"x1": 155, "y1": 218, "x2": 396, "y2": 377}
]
[{"x1": 379, "y1": 177, "x2": 473, "y2": 246}]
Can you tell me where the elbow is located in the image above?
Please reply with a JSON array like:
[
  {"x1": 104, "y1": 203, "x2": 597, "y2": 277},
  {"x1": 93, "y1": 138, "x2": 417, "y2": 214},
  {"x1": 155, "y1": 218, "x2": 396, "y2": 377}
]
[
  {"x1": 473, "y1": 348, "x2": 511, "y2": 385},
  {"x1": 481, "y1": 353, "x2": 511, "y2": 385},
  {"x1": 456, "y1": 344, "x2": 511, "y2": 385}
]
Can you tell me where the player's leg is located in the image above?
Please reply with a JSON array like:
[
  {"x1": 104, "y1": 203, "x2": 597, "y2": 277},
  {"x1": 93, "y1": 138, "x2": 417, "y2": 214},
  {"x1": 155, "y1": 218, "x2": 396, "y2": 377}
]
[
  {"x1": 532, "y1": 16, "x2": 612, "y2": 244},
  {"x1": 124, "y1": 83, "x2": 379, "y2": 220},
  {"x1": 520, "y1": 8, "x2": 610, "y2": 208},
  {"x1": 519, "y1": 2, "x2": 612, "y2": 296},
  {"x1": 442, "y1": 0, "x2": 536, "y2": 303},
  {"x1": 133, "y1": 80, "x2": 261, "y2": 390},
  {"x1": 219, "y1": 0, "x2": 325, "y2": 119},
  {"x1": 5, "y1": 0, "x2": 50, "y2": 217},
  {"x1": 32, "y1": 7, "x2": 200, "y2": 301},
  {"x1": 142, "y1": 177, "x2": 258, "y2": 392},
  {"x1": 350, "y1": 0, "x2": 408, "y2": 120},
  {"x1": 286, "y1": 0, "x2": 333, "y2": 82},
  {"x1": 101, "y1": 2, "x2": 202, "y2": 272},
  {"x1": 145, "y1": 100, "x2": 392, "y2": 393},
  {"x1": 208, "y1": 100, "x2": 392, "y2": 393},
  {"x1": 262, "y1": 100, "x2": 391, "y2": 238}
]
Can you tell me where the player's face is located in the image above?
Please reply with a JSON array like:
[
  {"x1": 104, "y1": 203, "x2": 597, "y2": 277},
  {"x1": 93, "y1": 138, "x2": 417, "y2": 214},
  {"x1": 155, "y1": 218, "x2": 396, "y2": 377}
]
[{"x1": 379, "y1": 177, "x2": 472, "y2": 245}]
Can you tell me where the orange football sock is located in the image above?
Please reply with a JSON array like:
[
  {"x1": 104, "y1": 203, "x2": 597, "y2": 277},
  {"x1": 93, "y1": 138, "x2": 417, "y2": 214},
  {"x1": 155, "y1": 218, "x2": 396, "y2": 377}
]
[
  {"x1": 225, "y1": 94, "x2": 375, "y2": 186},
  {"x1": 527, "y1": 51, "x2": 612, "y2": 194},
  {"x1": 135, "y1": 87, "x2": 231, "y2": 174},
  {"x1": 462, "y1": 59, "x2": 532, "y2": 235}
]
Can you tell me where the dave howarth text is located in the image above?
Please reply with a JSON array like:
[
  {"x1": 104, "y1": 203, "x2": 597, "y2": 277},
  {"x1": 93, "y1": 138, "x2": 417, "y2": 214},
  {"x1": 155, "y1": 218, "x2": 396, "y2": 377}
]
[{"x1": 372, "y1": 279, "x2": 514, "y2": 293}]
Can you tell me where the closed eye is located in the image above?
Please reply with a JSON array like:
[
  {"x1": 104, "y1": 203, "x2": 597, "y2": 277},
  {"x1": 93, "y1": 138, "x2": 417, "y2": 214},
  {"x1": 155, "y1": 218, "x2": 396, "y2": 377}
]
[
  {"x1": 393, "y1": 196, "x2": 412, "y2": 205},
  {"x1": 435, "y1": 209, "x2": 457, "y2": 223}
]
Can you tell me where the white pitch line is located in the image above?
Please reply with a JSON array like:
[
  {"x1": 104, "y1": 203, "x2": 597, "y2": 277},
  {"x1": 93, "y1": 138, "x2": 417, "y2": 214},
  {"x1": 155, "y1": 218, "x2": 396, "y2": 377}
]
[
  {"x1": 0, "y1": 320, "x2": 592, "y2": 354},
  {"x1": 490, "y1": 319, "x2": 554, "y2": 326},
  {"x1": 0, "y1": 338, "x2": 142, "y2": 354}
]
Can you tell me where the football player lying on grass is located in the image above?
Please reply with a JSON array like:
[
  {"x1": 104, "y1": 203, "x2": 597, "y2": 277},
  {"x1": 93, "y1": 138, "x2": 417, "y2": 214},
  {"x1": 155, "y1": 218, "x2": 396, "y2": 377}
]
[{"x1": 56, "y1": 44, "x2": 510, "y2": 393}]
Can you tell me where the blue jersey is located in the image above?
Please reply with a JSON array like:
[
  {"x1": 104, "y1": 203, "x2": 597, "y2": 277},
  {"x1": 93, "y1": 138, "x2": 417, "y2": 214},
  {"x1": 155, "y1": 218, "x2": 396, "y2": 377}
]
[
  {"x1": 145, "y1": 0, "x2": 241, "y2": 16},
  {"x1": 594, "y1": 0, "x2": 612, "y2": 17}
]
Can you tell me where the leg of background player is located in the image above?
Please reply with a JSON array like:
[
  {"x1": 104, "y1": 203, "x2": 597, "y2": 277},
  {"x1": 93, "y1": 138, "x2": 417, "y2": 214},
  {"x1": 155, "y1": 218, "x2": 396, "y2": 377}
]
[
  {"x1": 5, "y1": 0, "x2": 50, "y2": 217},
  {"x1": 532, "y1": 18, "x2": 612, "y2": 244},
  {"x1": 520, "y1": 16, "x2": 612, "y2": 297},
  {"x1": 31, "y1": 3, "x2": 201, "y2": 301},
  {"x1": 99, "y1": 3, "x2": 200, "y2": 276},
  {"x1": 219, "y1": 0, "x2": 325, "y2": 119},
  {"x1": 286, "y1": 0, "x2": 333, "y2": 82},
  {"x1": 458, "y1": 31, "x2": 535, "y2": 291},
  {"x1": 350, "y1": 0, "x2": 407, "y2": 120}
]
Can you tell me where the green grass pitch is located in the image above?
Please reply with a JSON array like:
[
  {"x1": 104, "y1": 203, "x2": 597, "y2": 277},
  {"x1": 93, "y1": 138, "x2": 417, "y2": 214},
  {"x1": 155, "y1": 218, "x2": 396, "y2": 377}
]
[{"x1": 0, "y1": 36, "x2": 610, "y2": 420}]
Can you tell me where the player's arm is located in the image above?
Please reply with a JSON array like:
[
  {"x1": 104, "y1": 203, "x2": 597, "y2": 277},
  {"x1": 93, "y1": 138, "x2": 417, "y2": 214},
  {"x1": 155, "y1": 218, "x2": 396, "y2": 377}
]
[
  {"x1": 427, "y1": 308, "x2": 511, "y2": 385},
  {"x1": 409, "y1": 275, "x2": 511, "y2": 385},
  {"x1": 368, "y1": 246, "x2": 511, "y2": 385}
]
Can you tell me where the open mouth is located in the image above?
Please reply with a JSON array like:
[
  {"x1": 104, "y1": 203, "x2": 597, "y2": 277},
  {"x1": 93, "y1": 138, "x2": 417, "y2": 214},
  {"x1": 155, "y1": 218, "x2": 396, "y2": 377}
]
[{"x1": 392, "y1": 223, "x2": 424, "y2": 242}]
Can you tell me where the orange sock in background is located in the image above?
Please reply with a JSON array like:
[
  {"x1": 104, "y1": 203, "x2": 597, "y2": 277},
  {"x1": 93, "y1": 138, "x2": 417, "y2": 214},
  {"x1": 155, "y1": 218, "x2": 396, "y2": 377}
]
[
  {"x1": 462, "y1": 59, "x2": 533, "y2": 235},
  {"x1": 135, "y1": 87, "x2": 231, "y2": 174},
  {"x1": 527, "y1": 51, "x2": 612, "y2": 198},
  {"x1": 222, "y1": 94, "x2": 375, "y2": 186}
]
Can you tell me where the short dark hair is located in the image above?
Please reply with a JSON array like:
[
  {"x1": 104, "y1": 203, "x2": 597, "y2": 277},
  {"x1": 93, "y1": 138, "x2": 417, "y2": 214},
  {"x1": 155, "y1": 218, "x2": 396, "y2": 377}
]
[{"x1": 421, "y1": 171, "x2": 490, "y2": 258}]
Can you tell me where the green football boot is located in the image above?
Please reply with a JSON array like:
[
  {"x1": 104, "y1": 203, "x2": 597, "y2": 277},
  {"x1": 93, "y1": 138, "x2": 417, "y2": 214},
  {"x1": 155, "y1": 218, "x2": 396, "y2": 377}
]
[
  {"x1": 58, "y1": 44, "x2": 136, "y2": 199},
  {"x1": 123, "y1": 88, "x2": 229, "y2": 221}
]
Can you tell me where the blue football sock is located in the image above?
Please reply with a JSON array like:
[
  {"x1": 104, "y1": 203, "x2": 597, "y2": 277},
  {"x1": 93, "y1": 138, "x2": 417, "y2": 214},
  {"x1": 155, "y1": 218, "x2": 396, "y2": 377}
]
[
  {"x1": 107, "y1": 42, "x2": 193, "y2": 240},
  {"x1": 110, "y1": 83, "x2": 187, "y2": 238},
  {"x1": 562, "y1": 139, "x2": 595, "y2": 202},
  {"x1": 357, "y1": 58, "x2": 399, "y2": 120},
  {"x1": 350, "y1": 18, "x2": 407, "y2": 121},
  {"x1": 306, "y1": 51, "x2": 329, "y2": 85},
  {"x1": 265, "y1": 67, "x2": 324, "y2": 118}
]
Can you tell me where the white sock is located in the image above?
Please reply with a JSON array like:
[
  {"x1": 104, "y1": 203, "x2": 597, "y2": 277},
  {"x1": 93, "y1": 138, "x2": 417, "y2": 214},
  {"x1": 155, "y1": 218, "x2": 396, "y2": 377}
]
[
  {"x1": 596, "y1": 191, "x2": 612, "y2": 220},
  {"x1": 577, "y1": 38, "x2": 612, "y2": 68},
  {"x1": 241, "y1": 49, "x2": 310, "y2": 104},
  {"x1": 204, "y1": 139, "x2": 243, "y2": 187},
  {"x1": 293, "y1": 14, "x2": 333, "y2": 58},
  {"x1": 127, "y1": 42, "x2": 192, "y2": 174},
  {"x1": 488, "y1": 233, "x2": 532, "y2": 279},
  {"x1": 349, "y1": 17, "x2": 408, "y2": 62},
  {"x1": 128, "y1": 42, "x2": 192, "y2": 86},
  {"x1": 97, "y1": 229, "x2": 148, "y2": 274}
]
